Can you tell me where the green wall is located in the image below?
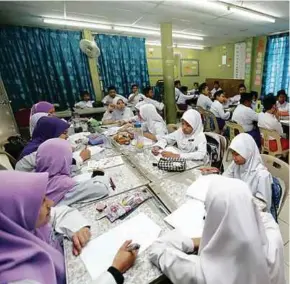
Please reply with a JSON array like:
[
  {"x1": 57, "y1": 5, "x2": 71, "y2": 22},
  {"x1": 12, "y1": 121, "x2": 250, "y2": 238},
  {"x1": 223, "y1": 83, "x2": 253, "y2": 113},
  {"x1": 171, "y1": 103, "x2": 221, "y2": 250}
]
[{"x1": 146, "y1": 43, "x2": 235, "y2": 88}]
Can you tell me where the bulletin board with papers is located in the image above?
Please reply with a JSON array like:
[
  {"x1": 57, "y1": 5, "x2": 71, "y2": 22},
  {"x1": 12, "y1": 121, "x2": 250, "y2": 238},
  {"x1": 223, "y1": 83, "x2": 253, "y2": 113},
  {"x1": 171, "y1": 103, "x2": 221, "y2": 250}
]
[{"x1": 180, "y1": 59, "x2": 199, "y2": 76}]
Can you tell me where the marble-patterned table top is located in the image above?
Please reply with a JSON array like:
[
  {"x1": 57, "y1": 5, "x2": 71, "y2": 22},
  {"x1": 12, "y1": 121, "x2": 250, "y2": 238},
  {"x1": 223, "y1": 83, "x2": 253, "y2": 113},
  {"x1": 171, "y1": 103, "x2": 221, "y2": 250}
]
[{"x1": 64, "y1": 188, "x2": 171, "y2": 284}]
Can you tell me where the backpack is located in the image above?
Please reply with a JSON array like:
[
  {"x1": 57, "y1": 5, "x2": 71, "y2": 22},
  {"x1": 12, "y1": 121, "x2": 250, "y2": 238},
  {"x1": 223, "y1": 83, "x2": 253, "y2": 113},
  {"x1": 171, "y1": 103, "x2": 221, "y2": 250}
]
[
  {"x1": 4, "y1": 136, "x2": 27, "y2": 161},
  {"x1": 270, "y1": 176, "x2": 283, "y2": 222}
]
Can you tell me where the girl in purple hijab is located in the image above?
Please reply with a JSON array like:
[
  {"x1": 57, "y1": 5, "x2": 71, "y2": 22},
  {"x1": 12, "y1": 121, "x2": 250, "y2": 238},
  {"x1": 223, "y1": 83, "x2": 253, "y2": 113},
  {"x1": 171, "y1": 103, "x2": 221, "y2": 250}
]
[
  {"x1": 0, "y1": 171, "x2": 92, "y2": 284},
  {"x1": 16, "y1": 116, "x2": 69, "y2": 172},
  {"x1": 30, "y1": 101, "x2": 55, "y2": 116},
  {"x1": 35, "y1": 138, "x2": 110, "y2": 206}
]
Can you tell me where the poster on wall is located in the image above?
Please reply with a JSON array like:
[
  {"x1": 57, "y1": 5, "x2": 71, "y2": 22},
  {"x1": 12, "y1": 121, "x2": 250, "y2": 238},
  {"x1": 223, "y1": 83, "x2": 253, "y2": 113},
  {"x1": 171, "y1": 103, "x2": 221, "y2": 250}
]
[
  {"x1": 234, "y1": 42, "x2": 246, "y2": 79},
  {"x1": 180, "y1": 59, "x2": 199, "y2": 76},
  {"x1": 147, "y1": 58, "x2": 163, "y2": 76}
]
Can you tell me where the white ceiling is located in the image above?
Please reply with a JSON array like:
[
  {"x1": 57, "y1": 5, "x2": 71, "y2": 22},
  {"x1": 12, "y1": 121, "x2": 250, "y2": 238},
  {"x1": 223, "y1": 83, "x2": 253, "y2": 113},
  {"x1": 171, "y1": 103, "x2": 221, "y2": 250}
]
[{"x1": 0, "y1": 1, "x2": 288, "y2": 46}]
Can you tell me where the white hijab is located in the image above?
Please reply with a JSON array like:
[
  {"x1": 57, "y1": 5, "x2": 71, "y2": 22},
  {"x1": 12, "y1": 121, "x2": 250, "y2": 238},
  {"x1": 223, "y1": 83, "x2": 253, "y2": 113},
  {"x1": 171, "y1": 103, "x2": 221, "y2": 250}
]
[
  {"x1": 200, "y1": 175, "x2": 272, "y2": 284},
  {"x1": 176, "y1": 109, "x2": 204, "y2": 152},
  {"x1": 29, "y1": 112, "x2": 49, "y2": 136},
  {"x1": 139, "y1": 104, "x2": 166, "y2": 133},
  {"x1": 112, "y1": 97, "x2": 129, "y2": 120},
  {"x1": 226, "y1": 133, "x2": 268, "y2": 192}
]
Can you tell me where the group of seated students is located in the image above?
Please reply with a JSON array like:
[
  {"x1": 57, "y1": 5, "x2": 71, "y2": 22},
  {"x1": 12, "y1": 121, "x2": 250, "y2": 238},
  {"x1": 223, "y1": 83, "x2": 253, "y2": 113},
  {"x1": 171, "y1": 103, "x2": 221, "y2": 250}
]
[{"x1": 0, "y1": 83, "x2": 287, "y2": 283}]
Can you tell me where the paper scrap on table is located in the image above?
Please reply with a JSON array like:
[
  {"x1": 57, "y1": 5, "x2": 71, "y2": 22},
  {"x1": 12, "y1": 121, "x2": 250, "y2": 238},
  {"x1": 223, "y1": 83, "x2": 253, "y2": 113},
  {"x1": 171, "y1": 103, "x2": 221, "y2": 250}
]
[
  {"x1": 164, "y1": 199, "x2": 205, "y2": 238},
  {"x1": 87, "y1": 156, "x2": 124, "y2": 170},
  {"x1": 103, "y1": 126, "x2": 121, "y2": 136},
  {"x1": 80, "y1": 213, "x2": 161, "y2": 280}
]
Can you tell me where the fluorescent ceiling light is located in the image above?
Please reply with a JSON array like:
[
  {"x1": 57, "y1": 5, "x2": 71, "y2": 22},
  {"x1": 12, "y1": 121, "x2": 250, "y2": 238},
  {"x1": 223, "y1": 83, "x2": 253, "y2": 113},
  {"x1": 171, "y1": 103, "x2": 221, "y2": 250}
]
[
  {"x1": 173, "y1": 33, "x2": 203, "y2": 40},
  {"x1": 114, "y1": 26, "x2": 160, "y2": 35},
  {"x1": 176, "y1": 45, "x2": 204, "y2": 50},
  {"x1": 146, "y1": 41, "x2": 161, "y2": 46},
  {"x1": 229, "y1": 6, "x2": 276, "y2": 23},
  {"x1": 43, "y1": 18, "x2": 112, "y2": 30}
]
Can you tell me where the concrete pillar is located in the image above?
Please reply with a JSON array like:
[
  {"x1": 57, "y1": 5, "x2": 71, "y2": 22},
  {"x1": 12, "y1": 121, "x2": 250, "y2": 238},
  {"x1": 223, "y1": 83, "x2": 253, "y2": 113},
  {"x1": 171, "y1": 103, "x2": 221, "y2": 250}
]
[
  {"x1": 160, "y1": 22, "x2": 177, "y2": 124},
  {"x1": 82, "y1": 29, "x2": 103, "y2": 101}
]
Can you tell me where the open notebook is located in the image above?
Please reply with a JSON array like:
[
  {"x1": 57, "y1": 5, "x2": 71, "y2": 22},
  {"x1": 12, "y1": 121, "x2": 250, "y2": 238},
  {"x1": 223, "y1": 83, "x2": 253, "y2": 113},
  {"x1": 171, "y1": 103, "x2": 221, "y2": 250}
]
[
  {"x1": 80, "y1": 213, "x2": 161, "y2": 280},
  {"x1": 164, "y1": 199, "x2": 205, "y2": 238}
]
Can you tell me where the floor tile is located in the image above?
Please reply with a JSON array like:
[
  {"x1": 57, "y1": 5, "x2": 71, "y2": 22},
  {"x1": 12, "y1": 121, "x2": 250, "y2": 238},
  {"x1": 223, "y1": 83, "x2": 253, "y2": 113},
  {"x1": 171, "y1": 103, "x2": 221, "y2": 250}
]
[
  {"x1": 280, "y1": 196, "x2": 289, "y2": 224},
  {"x1": 279, "y1": 219, "x2": 289, "y2": 245}
]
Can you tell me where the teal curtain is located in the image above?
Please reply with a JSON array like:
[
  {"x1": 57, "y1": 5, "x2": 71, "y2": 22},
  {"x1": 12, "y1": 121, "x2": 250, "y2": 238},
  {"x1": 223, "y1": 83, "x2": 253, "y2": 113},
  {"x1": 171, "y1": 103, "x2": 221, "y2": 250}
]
[
  {"x1": 262, "y1": 33, "x2": 290, "y2": 96},
  {"x1": 96, "y1": 34, "x2": 150, "y2": 97},
  {"x1": 0, "y1": 26, "x2": 93, "y2": 111}
]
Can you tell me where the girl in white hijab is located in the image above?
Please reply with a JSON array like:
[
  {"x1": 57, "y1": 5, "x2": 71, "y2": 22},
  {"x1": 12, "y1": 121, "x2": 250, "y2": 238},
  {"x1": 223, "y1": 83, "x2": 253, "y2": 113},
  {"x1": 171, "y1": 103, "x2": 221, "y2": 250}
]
[
  {"x1": 29, "y1": 112, "x2": 49, "y2": 136},
  {"x1": 151, "y1": 109, "x2": 207, "y2": 160},
  {"x1": 138, "y1": 103, "x2": 168, "y2": 142},
  {"x1": 149, "y1": 175, "x2": 285, "y2": 284},
  {"x1": 102, "y1": 97, "x2": 134, "y2": 125},
  {"x1": 223, "y1": 133, "x2": 272, "y2": 211}
]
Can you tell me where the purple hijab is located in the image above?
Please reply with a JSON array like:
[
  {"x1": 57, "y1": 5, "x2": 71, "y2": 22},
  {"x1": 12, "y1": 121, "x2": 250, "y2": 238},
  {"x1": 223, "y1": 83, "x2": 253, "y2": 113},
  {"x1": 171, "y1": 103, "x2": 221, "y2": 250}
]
[
  {"x1": 30, "y1": 101, "x2": 54, "y2": 116},
  {"x1": 19, "y1": 116, "x2": 69, "y2": 160},
  {"x1": 0, "y1": 171, "x2": 65, "y2": 284},
  {"x1": 35, "y1": 138, "x2": 76, "y2": 204}
]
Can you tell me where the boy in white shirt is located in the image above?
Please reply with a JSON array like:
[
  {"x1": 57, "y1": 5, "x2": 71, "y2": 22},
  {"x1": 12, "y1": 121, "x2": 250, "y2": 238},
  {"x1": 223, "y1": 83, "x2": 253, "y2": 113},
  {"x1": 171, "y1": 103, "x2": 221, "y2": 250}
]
[
  {"x1": 174, "y1": 80, "x2": 183, "y2": 101},
  {"x1": 102, "y1": 86, "x2": 128, "y2": 106},
  {"x1": 128, "y1": 84, "x2": 144, "y2": 107},
  {"x1": 74, "y1": 91, "x2": 94, "y2": 109},
  {"x1": 196, "y1": 82, "x2": 212, "y2": 110},
  {"x1": 176, "y1": 86, "x2": 196, "y2": 110},
  {"x1": 229, "y1": 83, "x2": 247, "y2": 106},
  {"x1": 232, "y1": 92, "x2": 260, "y2": 147},
  {"x1": 276, "y1": 89, "x2": 289, "y2": 114},
  {"x1": 143, "y1": 86, "x2": 164, "y2": 111},
  {"x1": 258, "y1": 95, "x2": 289, "y2": 151},
  {"x1": 210, "y1": 90, "x2": 230, "y2": 131},
  {"x1": 210, "y1": 80, "x2": 222, "y2": 98}
]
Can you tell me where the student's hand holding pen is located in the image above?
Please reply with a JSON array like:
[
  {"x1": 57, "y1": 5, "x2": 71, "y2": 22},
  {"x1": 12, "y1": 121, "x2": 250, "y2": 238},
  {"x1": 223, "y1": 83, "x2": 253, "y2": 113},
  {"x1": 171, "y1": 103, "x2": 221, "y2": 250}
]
[
  {"x1": 112, "y1": 240, "x2": 139, "y2": 274},
  {"x1": 151, "y1": 146, "x2": 162, "y2": 156},
  {"x1": 72, "y1": 227, "x2": 91, "y2": 256}
]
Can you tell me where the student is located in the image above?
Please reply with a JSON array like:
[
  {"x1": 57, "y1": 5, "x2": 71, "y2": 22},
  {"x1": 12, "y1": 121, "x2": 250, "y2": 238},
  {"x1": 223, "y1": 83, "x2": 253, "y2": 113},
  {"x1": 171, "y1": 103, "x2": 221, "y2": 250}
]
[
  {"x1": 229, "y1": 83, "x2": 246, "y2": 105},
  {"x1": 138, "y1": 104, "x2": 168, "y2": 142},
  {"x1": 151, "y1": 109, "x2": 207, "y2": 161},
  {"x1": 74, "y1": 90, "x2": 94, "y2": 109},
  {"x1": 210, "y1": 80, "x2": 221, "y2": 98},
  {"x1": 210, "y1": 90, "x2": 230, "y2": 130},
  {"x1": 0, "y1": 171, "x2": 138, "y2": 284},
  {"x1": 30, "y1": 112, "x2": 49, "y2": 136},
  {"x1": 223, "y1": 133, "x2": 272, "y2": 211},
  {"x1": 251, "y1": 91, "x2": 258, "y2": 111},
  {"x1": 102, "y1": 86, "x2": 128, "y2": 106},
  {"x1": 128, "y1": 84, "x2": 144, "y2": 107},
  {"x1": 102, "y1": 97, "x2": 134, "y2": 125},
  {"x1": 149, "y1": 175, "x2": 285, "y2": 284},
  {"x1": 276, "y1": 89, "x2": 289, "y2": 113},
  {"x1": 188, "y1": 82, "x2": 199, "y2": 93},
  {"x1": 196, "y1": 83, "x2": 212, "y2": 110},
  {"x1": 143, "y1": 86, "x2": 164, "y2": 111},
  {"x1": 232, "y1": 92, "x2": 260, "y2": 147},
  {"x1": 35, "y1": 138, "x2": 110, "y2": 206},
  {"x1": 174, "y1": 80, "x2": 182, "y2": 101},
  {"x1": 176, "y1": 86, "x2": 196, "y2": 109},
  {"x1": 16, "y1": 116, "x2": 69, "y2": 172},
  {"x1": 258, "y1": 95, "x2": 289, "y2": 151}
]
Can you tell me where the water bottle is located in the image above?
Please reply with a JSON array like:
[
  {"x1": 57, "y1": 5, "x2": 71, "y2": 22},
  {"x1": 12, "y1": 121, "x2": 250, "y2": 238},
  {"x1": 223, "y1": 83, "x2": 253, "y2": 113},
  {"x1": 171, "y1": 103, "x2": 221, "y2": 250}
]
[{"x1": 134, "y1": 121, "x2": 144, "y2": 150}]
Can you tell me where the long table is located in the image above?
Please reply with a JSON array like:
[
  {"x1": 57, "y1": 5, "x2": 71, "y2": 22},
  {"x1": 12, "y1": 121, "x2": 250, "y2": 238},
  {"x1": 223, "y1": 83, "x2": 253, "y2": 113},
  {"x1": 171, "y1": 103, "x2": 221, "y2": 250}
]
[{"x1": 64, "y1": 130, "x2": 202, "y2": 284}]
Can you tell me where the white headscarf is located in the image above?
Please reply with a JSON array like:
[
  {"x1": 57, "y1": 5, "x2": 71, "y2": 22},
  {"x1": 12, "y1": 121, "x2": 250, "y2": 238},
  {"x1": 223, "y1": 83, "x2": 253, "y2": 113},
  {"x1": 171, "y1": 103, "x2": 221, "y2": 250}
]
[
  {"x1": 200, "y1": 175, "x2": 272, "y2": 284},
  {"x1": 176, "y1": 109, "x2": 204, "y2": 152},
  {"x1": 139, "y1": 104, "x2": 166, "y2": 133},
  {"x1": 226, "y1": 133, "x2": 268, "y2": 192},
  {"x1": 29, "y1": 112, "x2": 49, "y2": 136},
  {"x1": 112, "y1": 97, "x2": 128, "y2": 120}
]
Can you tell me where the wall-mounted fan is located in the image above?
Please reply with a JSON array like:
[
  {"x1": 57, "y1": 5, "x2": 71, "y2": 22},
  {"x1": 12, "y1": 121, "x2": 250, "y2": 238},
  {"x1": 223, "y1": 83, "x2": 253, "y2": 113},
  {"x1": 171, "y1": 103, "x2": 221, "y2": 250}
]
[{"x1": 79, "y1": 39, "x2": 100, "y2": 58}]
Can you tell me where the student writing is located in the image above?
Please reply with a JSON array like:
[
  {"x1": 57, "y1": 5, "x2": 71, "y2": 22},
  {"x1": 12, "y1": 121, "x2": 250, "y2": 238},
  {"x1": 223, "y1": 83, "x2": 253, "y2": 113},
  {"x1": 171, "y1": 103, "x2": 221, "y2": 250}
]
[{"x1": 196, "y1": 83, "x2": 212, "y2": 110}]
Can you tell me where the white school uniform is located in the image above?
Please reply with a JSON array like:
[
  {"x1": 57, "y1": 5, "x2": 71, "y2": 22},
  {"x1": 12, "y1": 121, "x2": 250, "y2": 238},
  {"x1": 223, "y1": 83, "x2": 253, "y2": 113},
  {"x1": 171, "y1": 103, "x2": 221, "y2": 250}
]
[
  {"x1": 128, "y1": 93, "x2": 144, "y2": 107},
  {"x1": 196, "y1": 94, "x2": 212, "y2": 110},
  {"x1": 102, "y1": 94, "x2": 128, "y2": 106},
  {"x1": 176, "y1": 92, "x2": 196, "y2": 105},
  {"x1": 232, "y1": 104, "x2": 258, "y2": 132},
  {"x1": 210, "y1": 87, "x2": 221, "y2": 98},
  {"x1": 229, "y1": 94, "x2": 241, "y2": 105},
  {"x1": 223, "y1": 133, "x2": 272, "y2": 210},
  {"x1": 276, "y1": 101, "x2": 289, "y2": 112},
  {"x1": 258, "y1": 112, "x2": 284, "y2": 137},
  {"x1": 210, "y1": 100, "x2": 230, "y2": 120},
  {"x1": 139, "y1": 104, "x2": 168, "y2": 140},
  {"x1": 149, "y1": 175, "x2": 283, "y2": 284},
  {"x1": 154, "y1": 109, "x2": 207, "y2": 160},
  {"x1": 143, "y1": 96, "x2": 164, "y2": 111},
  {"x1": 74, "y1": 100, "x2": 94, "y2": 109}
]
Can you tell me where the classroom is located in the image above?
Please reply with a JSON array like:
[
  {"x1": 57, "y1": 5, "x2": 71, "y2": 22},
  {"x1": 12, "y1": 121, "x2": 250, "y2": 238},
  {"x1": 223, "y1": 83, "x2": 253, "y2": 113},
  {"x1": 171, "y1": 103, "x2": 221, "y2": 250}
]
[{"x1": 0, "y1": 1, "x2": 289, "y2": 284}]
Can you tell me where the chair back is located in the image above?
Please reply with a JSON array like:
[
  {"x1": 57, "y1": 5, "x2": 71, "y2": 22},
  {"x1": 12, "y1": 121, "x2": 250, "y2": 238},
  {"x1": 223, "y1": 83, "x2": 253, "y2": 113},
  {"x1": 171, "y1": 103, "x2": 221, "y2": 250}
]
[
  {"x1": 203, "y1": 110, "x2": 220, "y2": 133},
  {"x1": 225, "y1": 121, "x2": 244, "y2": 142},
  {"x1": 259, "y1": 127, "x2": 283, "y2": 156},
  {"x1": 261, "y1": 154, "x2": 289, "y2": 215},
  {"x1": 0, "y1": 150, "x2": 15, "y2": 169}
]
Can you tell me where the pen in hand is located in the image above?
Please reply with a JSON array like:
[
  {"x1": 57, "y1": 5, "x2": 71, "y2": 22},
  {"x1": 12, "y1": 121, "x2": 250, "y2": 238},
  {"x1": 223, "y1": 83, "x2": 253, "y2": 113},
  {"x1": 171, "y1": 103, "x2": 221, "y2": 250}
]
[{"x1": 126, "y1": 243, "x2": 140, "y2": 252}]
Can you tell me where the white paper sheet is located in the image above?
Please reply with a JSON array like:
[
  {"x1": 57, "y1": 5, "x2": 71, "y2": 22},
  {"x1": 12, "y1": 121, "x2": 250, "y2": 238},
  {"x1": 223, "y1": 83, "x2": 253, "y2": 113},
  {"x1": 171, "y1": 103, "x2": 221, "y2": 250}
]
[
  {"x1": 72, "y1": 172, "x2": 92, "y2": 183},
  {"x1": 103, "y1": 126, "x2": 121, "y2": 136},
  {"x1": 164, "y1": 199, "x2": 205, "y2": 238},
  {"x1": 87, "y1": 156, "x2": 124, "y2": 170},
  {"x1": 80, "y1": 213, "x2": 161, "y2": 280}
]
